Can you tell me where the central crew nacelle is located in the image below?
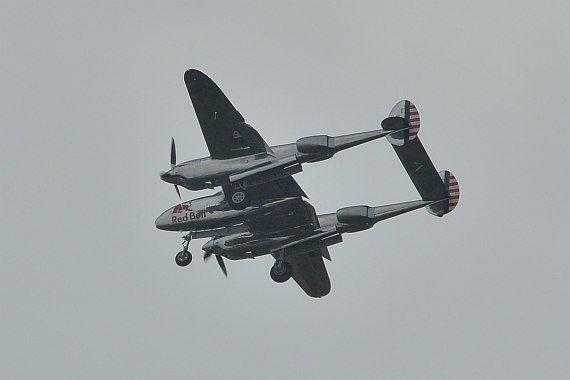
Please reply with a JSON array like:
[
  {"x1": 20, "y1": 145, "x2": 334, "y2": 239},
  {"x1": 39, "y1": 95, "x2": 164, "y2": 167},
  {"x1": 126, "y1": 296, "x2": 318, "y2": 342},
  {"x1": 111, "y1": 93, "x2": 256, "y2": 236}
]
[{"x1": 154, "y1": 193, "x2": 299, "y2": 232}]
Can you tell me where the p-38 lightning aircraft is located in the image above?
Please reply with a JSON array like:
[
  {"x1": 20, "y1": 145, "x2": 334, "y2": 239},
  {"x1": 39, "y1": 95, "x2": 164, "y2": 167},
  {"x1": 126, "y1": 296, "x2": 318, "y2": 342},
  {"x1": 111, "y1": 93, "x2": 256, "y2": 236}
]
[{"x1": 155, "y1": 69, "x2": 459, "y2": 297}]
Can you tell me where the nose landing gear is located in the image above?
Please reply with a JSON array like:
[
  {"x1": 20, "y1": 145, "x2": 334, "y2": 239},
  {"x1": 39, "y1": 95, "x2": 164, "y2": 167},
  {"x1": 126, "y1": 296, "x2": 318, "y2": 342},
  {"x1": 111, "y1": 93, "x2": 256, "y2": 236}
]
[
  {"x1": 175, "y1": 233, "x2": 193, "y2": 267},
  {"x1": 175, "y1": 250, "x2": 192, "y2": 266}
]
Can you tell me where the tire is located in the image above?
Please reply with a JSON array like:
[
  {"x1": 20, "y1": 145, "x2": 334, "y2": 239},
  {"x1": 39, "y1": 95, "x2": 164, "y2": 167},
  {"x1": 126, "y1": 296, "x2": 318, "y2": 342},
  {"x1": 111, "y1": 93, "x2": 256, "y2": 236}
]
[
  {"x1": 175, "y1": 250, "x2": 192, "y2": 267},
  {"x1": 270, "y1": 261, "x2": 293, "y2": 283},
  {"x1": 227, "y1": 189, "x2": 250, "y2": 210}
]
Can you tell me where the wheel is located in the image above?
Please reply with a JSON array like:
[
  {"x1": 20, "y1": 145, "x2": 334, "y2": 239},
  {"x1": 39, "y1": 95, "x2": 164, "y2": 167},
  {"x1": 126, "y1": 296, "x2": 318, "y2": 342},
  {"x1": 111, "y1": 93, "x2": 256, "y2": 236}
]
[
  {"x1": 227, "y1": 189, "x2": 250, "y2": 210},
  {"x1": 270, "y1": 261, "x2": 293, "y2": 283},
  {"x1": 175, "y1": 250, "x2": 192, "y2": 267}
]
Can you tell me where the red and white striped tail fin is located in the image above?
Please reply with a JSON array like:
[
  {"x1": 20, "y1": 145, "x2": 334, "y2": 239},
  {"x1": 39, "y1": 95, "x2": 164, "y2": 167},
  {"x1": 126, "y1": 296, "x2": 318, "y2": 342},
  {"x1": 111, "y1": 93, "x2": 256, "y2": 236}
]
[
  {"x1": 407, "y1": 102, "x2": 420, "y2": 139},
  {"x1": 427, "y1": 170, "x2": 460, "y2": 217},
  {"x1": 385, "y1": 100, "x2": 420, "y2": 146}
]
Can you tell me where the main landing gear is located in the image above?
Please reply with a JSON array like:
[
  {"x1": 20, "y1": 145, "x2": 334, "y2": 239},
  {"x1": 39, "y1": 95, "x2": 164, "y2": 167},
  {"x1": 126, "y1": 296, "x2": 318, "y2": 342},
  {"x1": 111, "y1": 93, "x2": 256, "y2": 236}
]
[
  {"x1": 175, "y1": 233, "x2": 193, "y2": 267},
  {"x1": 227, "y1": 189, "x2": 250, "y2": 210},
  {"x1": 226, "y1": 181, "x2": 251, "y2": 210},
  {"x1": 270, "y1": 260, "x2": 293, "y2": 283}
]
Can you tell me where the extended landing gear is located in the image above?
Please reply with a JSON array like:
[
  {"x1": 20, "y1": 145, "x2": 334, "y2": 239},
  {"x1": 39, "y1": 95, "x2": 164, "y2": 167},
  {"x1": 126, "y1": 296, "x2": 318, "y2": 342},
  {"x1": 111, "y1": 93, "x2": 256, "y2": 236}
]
[
  {"x1": 175, "y1": 250, "x2": 192, "y2": 266},
  {"x1": 270, "y1": 260, "x2": 293, "y2": 283},
  {"x1": 227, "y1": 189, "x2": 250, "y2": 210},
  {"x1": 175, "y1": 233, "x2": 193, "y2": 267},
  {"x1": 225, "y1": 180, "x2": 251, "y2": 210}
]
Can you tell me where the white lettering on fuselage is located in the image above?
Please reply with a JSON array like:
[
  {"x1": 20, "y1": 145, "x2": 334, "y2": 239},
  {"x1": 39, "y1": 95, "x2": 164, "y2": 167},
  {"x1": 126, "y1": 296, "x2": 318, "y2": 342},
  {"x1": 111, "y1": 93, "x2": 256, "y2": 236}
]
[{"x1": 171, "y1": 209, "x2": 207, "y2": 224}]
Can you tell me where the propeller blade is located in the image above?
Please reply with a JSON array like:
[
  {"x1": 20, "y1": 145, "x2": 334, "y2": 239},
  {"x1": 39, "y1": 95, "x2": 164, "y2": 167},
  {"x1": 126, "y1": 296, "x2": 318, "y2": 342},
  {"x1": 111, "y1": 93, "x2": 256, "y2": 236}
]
[
  {"x1": 215, "y1": 255, "x2": 228, "y2": 277},
  {"x1": 174, "y1": 184, "x2": 181, "y2": 200},
  {"x1": 203, "y1": 251, "x2": 213, "y2": 261},
  {"x1": 170, "y1": 138, "x2": 176, "y2": 169},
  {"x1": 169, "y1": 138, "x2": 181, "y2": 200}
]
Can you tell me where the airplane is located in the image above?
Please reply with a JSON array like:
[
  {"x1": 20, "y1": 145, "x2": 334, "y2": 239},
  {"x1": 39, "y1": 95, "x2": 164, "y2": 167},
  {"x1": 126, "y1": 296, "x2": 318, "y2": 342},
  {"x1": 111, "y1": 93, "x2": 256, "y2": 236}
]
[{"x1": 155, "y1": 69, "x2": 460, "y2": 297}]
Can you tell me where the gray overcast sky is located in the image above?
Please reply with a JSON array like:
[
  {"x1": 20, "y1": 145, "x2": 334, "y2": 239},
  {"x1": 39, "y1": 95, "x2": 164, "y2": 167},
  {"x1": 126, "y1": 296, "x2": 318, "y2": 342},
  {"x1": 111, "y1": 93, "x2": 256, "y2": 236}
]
[{"x1": 2, "y1": 1, "x2": 569, "y2": 379}]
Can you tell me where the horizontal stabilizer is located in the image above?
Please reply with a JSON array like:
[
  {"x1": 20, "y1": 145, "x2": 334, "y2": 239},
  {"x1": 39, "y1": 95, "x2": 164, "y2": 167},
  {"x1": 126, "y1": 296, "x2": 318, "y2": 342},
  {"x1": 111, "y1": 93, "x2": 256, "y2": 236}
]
[{"x1": 391, "y1": 136, "x2": 447, "y2": 201}]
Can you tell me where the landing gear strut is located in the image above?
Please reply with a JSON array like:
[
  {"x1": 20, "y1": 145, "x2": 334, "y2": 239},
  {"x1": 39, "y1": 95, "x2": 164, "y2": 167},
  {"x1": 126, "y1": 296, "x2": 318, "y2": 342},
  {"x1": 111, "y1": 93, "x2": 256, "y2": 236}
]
[
  {"x1": 270, "y1": 260, "x2": 293, "y2": 283},
  {"x1": 175, "y1": 233, "x2": 193, "y2": 267}
]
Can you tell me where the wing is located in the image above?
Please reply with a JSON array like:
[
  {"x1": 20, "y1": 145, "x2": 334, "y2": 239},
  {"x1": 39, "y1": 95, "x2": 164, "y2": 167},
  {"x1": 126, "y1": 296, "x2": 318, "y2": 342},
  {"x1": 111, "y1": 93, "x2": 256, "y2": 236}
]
[
  {"x1": 247, "y1": 196, "x2": 315, "y2": 233},
  {"x1": 260, "y1": 200, "x2": 331, "y2": 298},
  {"x1": 184, "y1": 69, "x2": 271, "y2": 160},
  {"x1": 287, "y1": 248, "x2": 331, "y2": 298}
]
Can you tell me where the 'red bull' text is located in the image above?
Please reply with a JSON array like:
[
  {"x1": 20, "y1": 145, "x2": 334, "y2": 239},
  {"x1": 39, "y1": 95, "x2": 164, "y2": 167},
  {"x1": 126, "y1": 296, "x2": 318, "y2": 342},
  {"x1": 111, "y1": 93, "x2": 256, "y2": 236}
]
[{"x1": 172, "y1": 209, "x2": 207, "y2": 223}]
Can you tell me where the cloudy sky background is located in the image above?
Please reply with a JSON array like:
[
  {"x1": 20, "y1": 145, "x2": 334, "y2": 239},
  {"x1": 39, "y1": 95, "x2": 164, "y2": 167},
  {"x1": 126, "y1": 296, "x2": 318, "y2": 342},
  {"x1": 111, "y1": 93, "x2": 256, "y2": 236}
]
[{"x1": 2, "y1": 1, "x2": 569, "y2": 378}]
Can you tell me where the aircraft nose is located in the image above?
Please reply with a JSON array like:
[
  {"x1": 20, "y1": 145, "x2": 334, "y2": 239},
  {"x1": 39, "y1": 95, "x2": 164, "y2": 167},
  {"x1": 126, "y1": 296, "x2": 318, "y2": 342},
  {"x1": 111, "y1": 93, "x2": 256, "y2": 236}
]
[{"x1": 155, "y1": 210, "x2": 171, "y2": 230}]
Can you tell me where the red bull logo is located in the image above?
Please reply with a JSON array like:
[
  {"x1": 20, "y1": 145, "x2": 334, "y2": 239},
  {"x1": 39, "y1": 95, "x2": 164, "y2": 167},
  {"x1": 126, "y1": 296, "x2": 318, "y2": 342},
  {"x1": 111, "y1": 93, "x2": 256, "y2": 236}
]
[{"x1": 173, "y1": 204, "x2": 192, "y2": 213}]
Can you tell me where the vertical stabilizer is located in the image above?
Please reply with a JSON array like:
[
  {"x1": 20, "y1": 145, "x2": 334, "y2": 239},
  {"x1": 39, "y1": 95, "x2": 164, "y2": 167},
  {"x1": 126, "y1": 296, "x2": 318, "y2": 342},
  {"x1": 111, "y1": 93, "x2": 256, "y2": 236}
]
[
  {"x1": 426, "y1": 171, "x2": 460, "y2": 217},
  {"x1": 385, "y1": 100, "x2": 420, "y2": 146}
]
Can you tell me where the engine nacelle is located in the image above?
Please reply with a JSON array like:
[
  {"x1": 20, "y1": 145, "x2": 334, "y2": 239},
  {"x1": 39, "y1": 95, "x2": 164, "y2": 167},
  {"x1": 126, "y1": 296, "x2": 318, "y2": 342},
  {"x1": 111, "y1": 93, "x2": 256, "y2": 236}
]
[
  {"x1": 296, "y1": 135, "x2": 332, "y2": 154},
  {"x1": 336, "y1": 206, "x2": 372, "y2": 224}
]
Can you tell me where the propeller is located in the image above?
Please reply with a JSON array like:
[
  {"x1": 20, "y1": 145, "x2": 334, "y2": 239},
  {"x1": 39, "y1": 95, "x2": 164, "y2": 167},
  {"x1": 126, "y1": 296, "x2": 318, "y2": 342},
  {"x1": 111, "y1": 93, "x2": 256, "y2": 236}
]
[
  {"x1": 215, "y1": 255, "x2": 228, "y2": 277},
  {"x1": 170, "y1": 138, "x2": 181, "y2": 200},
  {"x1": 174, "y1": 184, "x2": 181, "y2": 201},
  {"x1": 170, "y1": 137, "x2": 176, "y2": 168},
  {"x1": 204, "y1": 251, "x2": 228, "y2": 277}
]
